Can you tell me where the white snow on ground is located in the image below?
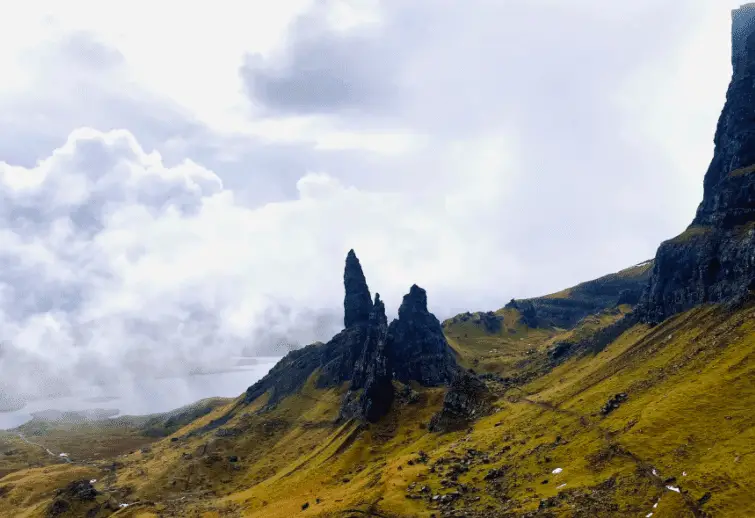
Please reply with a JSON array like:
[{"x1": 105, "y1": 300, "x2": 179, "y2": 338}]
[
  {"x1": 683, "y1": 471, "x2": 687, "y2": 476},
  {"x1": 646, "y1": 513, "x2": 653, "y2": 517},
  {"x1": 557, "y1": 483, "x2": 567, "y2": 489},
  {"x1": 59, "y1": 453, "x2": 68, "y2": 457},
  {"x1": 119, "y1": 503, "x2": 129, "y2": 508},
  {"x1": 666, "y1": 486, "x2": 681, "y2": 493},
  {"x1": 654, "y1": 501, "x2": 659, "y2": 508},
  {"x1": 89, "y1": 479, "x2": 97, "y2": 484},
  {"x1": 652, "y1": 469, "x2": 658, "y2": 476},
  {"x1": 551, "y1": 468, "x2": 563, "y2": 474}
]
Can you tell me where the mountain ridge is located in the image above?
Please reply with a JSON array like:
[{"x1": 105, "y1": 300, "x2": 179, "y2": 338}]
[{"x1": 2, "y1": 4, "x2": 755, "y2": 518}]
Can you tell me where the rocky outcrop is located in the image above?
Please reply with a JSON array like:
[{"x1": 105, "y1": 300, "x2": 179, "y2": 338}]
[
  {"x1": 343, "y1": 249, "x2": 373, "y2": 328},
  {"x1": 506, "y1": 261, "x2": 653, "y2": 329},
  {"x1": 340, "y1": 294, "x2": 394, "y2": 422},
  {"x1": 388, "y1": 285, "x2": 458, "y2": 386},
  {"x1": 47, "y1": 480, "x2": 98, "y2": 516},
  {"x1": 428, "y1": 370, "x2": 494, "y2": 433},
  {"x1": 639, "y1": 6, "x2": 755, "y2": 323},
  {"x1": 246, "y1": 251, "x2": 458, "y2": 423}
]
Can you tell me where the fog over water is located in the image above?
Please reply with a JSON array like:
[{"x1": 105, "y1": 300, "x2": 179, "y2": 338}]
[{"x1": 0, "y1": 357, "x2": 279, "y2": 429}]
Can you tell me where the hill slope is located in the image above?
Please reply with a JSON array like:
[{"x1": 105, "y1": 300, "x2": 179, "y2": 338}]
[
  {"x1": 8, "y1": 299, "x2": 752, "y2": 518},
  {"x1": 4, "y1": 5, "x2": 755, "y2": 518}
]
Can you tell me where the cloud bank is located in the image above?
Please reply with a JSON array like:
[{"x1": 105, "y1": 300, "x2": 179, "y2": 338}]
[{"x1": 0, "y1": 0, "x2": 740, "y2": 400}]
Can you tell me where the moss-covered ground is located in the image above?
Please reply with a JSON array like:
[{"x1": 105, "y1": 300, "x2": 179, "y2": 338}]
[{"x1": 2, "y1": 298, "x2": 755, "y2": 517}]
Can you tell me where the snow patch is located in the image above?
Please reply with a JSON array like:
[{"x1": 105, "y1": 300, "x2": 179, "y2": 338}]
[
  {"x1": 551, "y1": 468, "x2": 563, "y2": 474},
  {"x1": 666, "y1": 486, "x2": 680, "y2": 493}
]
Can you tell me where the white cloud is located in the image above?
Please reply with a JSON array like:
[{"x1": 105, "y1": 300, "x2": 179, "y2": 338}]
[
  {"x1": 0, "y1": 126, "x2": 525, "y2": 398},
  {"x1": 0, "y1": 0, "x2": 743, "y2": 400}
]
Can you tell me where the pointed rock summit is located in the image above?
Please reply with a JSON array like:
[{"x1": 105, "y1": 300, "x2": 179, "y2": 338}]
[
  {"x1": 343, "y1": 249, "x2": 373, "y2": 328},
  {"x1": 388, "y1": 284, "x2": 458, "y2": 386},
  {"x1": 246, "y1": 250, "x2": 459, "y2": 423},
  {"x1": 639, "y1": 6, "x2": 755, "y2": 322}
]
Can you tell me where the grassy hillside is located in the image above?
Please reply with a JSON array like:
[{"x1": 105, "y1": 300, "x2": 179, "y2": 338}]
[
  {"x1": 505, "y1": 260, "x2": 653, "y2": 329},
  {"x1": 5, "y1": 292, "x2": 755, "y2": 517}
]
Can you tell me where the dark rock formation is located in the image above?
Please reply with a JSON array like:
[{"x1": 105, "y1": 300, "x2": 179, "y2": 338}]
[
  {"x1": 246, "y1": 251, "x2": 458, "y2": 423},
  {"x1": 343, "y1": 249, "x2": 373, "y2": 328},
  {"x1": 340, "y1": 294, "x2": 394, "y2": 422},
  {"x1": 600, "y1": 393, "x2": 628, "y2": 416},
  {"x1": 639, "y1": 7, "x2": 755, "y2": 323},
  {"x1": 48, "y1": 480, "x2": 98, "y2": 516},
  {"x1": 506, "y1": 261, "x2": 652, "y2": 329},
  {"x1": 428, "y1": 370, "x2": 494, "y2": 433},
  {"x1": 388, "y1": 285, "x2": 458, "y2": 386}
]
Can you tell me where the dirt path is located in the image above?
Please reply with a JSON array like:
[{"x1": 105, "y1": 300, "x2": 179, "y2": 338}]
[{"x1": 16, "y1": 432, "x2": 72, "y2": 463}]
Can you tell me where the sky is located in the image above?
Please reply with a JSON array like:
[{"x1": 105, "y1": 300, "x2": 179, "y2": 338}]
[{"x1": 0, "y1": 0, "x2": 744, "y2": 400}]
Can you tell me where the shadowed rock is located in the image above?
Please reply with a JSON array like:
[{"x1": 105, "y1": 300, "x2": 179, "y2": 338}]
[
  {"x1": 428, "y1": 370, "x2": 494, "y2": 433},
  {"x1": 340, "y1": 293, "x2": 394, "y2": 422},
  {"x1": 639, "y1": 7, "x2": 755, "y2": 323},
  {"x1": 246, "y1": 252, "x2": 457, "y2": 424},
  {"x1": 388, "y1": 285, "x2": 458, "y2": 386},
  {"x1": 343, "y1": 249, "x2": 373, "y2": 328}
]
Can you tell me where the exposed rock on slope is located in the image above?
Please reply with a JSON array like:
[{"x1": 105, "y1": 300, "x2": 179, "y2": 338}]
[
  {"x1": 428, "y1": 370, "x2": 494, "y2": 433},
  {"x1": 340, "y1": 294, "x2": 394, "y2": 422},
  {"x1": 639, "y1": 5, "x2": 755, "y2": 323},
  {"x1": 388, "y1": 285, "x2": 458, "y2": 386},
  {"x1": 505, "y1": 260, "x2": 653, "y2": 329},
  {"x1": 245, "y1": 250, "x2": 458, "y2": 422}
]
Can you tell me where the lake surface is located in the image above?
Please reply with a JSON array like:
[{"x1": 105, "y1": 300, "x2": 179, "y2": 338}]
[{"x1": 0, "y1": 357, "x2": 280, "y2": 430}]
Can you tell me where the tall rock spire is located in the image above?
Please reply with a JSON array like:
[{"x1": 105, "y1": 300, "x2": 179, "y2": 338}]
[
  {"x1": 343, "y1": 249, "x2": 373, "y2": 328},
  {"x1": 639, "y1": 6, "x2": 755, "y2": 323},
  {"x1": 344, "y1": 293, "x2": 394, "y2": 423}
]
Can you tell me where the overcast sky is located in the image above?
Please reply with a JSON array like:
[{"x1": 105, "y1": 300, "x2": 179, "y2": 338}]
[{"x1": 0, "y1": 0, "x2": 744, "y2": 398}]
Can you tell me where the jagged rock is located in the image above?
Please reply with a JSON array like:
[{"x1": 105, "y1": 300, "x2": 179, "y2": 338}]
[
  {"x1": 548, "y1": 342, "x2": 572, "y2": 361},
  {"x1": 389, "y1": 285, "x2": 458, "y2": 386},
  {"x1": 48, "y1": 480, "x2": 98, "y2": 516},
  {"x1": 639, "y1": 7, "x2": 755, "y2": 323},
  {"x1": 505, "y1": 263, "x2": 652, "y2": 329},
  {"x1": 478, "y1": 311, "x2": 504, "y2": 333},
  {"x1": 600, "y1": 393, "x2": 628, "y2": 416},
  {"x1": 429, "y1": 371, "x2": 494, "y2": 433},
  {"x1": 340, "y1": 294, "x2": 394, "y2": 422},
  {"x1": 246, "y1": 251, "x2": 457, "y2": 424},
  {"x1": 54, "y1": 480, "x2": 98, "y2": 501},
  {"x1": 343, "y1": 249, "x2": 373, "y2": 328}
]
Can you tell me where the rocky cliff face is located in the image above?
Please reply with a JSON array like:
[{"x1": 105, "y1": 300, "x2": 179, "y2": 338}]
[
  {"x1": 505, "y1": 261, "x2": 653, "y2": 329},
  {"x1": 428, "y1": 370, "x2": 495, "y2": 433},
  {"x1": 639, "y1": 5, "x2": 755, "y2": 323},
  {"x1": 388, "y1": 285, "x2": 458, "y2": 386},
  {"x1": 246, "y1": 251, "x2": 459, "y2": 423},
  {"x1": 340, "y1": 294, "x2": 394, "y2": 422}
]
